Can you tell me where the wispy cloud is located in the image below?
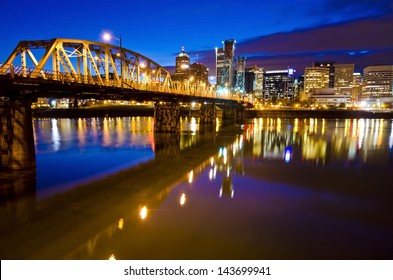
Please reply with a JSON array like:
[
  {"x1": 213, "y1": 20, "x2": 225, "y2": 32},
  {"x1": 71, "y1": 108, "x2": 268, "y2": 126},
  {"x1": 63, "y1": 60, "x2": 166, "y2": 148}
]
[{"x1": 183, "y1": 13, "x2": 393, "y2": 75}]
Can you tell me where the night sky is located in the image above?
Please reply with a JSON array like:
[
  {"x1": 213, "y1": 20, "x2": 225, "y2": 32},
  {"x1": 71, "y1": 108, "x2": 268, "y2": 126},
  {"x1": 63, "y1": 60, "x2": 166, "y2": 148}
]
[{"x1": 2, "y1": 0, "x2": 393, "y2": 77}]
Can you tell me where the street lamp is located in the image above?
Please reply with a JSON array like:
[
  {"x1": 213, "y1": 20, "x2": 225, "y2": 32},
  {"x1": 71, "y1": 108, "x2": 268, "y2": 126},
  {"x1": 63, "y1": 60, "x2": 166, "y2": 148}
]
[{"x1": 103, "y1": 32, "x2": 123, "y2": 89}]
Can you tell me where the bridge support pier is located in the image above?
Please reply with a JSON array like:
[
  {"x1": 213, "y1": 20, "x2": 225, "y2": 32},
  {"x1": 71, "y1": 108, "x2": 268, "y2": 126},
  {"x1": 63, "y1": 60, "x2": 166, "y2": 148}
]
[
  {"x1": 222, "y1": 105, "x2": 245, "y2": 123},
  {"x1": 1, "y1": 97, "x2": 36, "y2": 170},
  {"x1": 200, "y1": 103, "x2": 216, "y2": 124},
  {"x1": 154, "y1": 101, "x2": 180, "y2": 133}
]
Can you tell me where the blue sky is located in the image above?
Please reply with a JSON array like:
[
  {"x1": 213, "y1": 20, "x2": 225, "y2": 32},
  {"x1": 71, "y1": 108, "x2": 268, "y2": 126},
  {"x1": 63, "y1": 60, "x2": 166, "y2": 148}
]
[{"x1": 1, "y1": 0, "x2": 393, "y2": 75}]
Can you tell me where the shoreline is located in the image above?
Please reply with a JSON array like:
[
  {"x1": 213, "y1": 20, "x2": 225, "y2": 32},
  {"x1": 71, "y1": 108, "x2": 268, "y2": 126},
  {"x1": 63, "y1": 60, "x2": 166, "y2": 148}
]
[
  {"x1": 246, "y1": 109, "x2": 393, "y2": 119},
  {"x1": 32, "y1": 105, "x2": 393, "y2": 119}
]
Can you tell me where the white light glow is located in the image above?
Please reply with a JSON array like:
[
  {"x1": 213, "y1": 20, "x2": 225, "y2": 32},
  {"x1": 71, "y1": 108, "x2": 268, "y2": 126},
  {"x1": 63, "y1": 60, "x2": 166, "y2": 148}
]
[
  {"x1": 140, "y1": 206, "x2": 147, "y2": 220},
  {"x1": 180, "y1": 193, "x2": 186, "y2": 206}
]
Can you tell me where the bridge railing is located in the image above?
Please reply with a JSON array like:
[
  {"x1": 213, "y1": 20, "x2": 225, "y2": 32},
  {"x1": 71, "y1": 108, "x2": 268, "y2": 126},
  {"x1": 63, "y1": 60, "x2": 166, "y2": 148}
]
[{"x1": 0, "y1": 63, "x2": 239, "y2": 101}]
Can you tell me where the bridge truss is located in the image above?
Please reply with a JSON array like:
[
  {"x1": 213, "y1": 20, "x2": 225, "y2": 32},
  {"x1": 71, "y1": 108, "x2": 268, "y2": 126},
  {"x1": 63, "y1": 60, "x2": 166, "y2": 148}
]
[{"x1": 0, "y1": 38, "x2": 217, "y2": 99}]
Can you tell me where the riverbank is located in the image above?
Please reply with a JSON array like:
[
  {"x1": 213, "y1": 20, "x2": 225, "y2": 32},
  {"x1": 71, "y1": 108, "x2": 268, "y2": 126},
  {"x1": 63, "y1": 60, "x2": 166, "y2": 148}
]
[{"x1": 246, "y1": 109, "x2": 393, "y2": 119}]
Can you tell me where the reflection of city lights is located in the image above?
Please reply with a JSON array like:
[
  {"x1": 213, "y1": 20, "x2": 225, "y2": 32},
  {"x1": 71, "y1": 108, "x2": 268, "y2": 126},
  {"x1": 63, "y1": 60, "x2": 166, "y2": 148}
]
[
  {"x1": 210, "y1": 157, "x2": 214, "y2": 166},
  {"x1": 140, "y1": 206, "x2": 148, "y2": 220},
  {"x1": 284, "y1": 146, "x2": 292, "y2": 163},
  {"x1": 118, "y1": 218, "x2": 124, "y2": 230},
  {"x1": 190, "y1": 117, "x2": 197, "y2": 133},
  {"x1": 358, "y1": 119, "x2": 365, "y2": 149},
  {"x1": 223, "y1": 147, "x2": 227, "y2": 164},
  {"x1": 180, "y1": 193, "x2": 186, "y2": 206},
  {"x1": 389, "y1": 120, "x2": 393, "y2": 148},
  {"x1": 188, "y1": 170, "x2": 193, "y2": 183},
  {"x1": 109, "y1": 254, "x2": 116, "y2": 260},
  {"x1": 209, "y1": 168, "x2": 213, "y2": 180},
  {"x1": 51, "y1": 119, "x2": 60, "y2": 151}
]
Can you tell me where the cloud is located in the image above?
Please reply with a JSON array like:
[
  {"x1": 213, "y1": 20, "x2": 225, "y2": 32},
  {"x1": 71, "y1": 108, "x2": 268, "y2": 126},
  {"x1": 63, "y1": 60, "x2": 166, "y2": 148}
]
[{"x1": 183, "y1": 14, "x2": 393, "y2": 75}]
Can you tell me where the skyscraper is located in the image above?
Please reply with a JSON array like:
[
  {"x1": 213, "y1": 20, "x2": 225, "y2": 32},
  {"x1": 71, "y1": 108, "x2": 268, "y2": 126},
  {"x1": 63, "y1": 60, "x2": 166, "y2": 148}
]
[
  {"x1": 245, "y1": 66, "x2": 263, "y2": 98},
  {"x1": 216, "y1": 39, "x2": 235, "y2": 96},
  {"x1": 235, "y1": 56, "x2": 246, "y2": 94},
  {"x1": 215, "y1": 47, "x2": 225, "y2": 87},
  {"x1": 172, "y1": 47, "x2": 190, "y2": 82}
]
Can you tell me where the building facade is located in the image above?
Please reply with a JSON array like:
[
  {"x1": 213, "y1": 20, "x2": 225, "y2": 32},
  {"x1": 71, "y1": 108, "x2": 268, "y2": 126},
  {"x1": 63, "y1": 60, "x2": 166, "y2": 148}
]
[
  {"x1": 172, "y1": 47, "x2": 210, "y2": 92},
  {"x1": 172, "y1": 47, "x2": 190, "y2": 82},
  {"x1": 264, "y1": 69, "x2": 295, "y2": 99},
  {"x1": 334, "y1": 64, "x2": 354, "y2": 95},
  {"x1": 304, "y1": 67, "x2": 330, "y2": 97},
  {"x1": 362, "y1": 65, "x2": 393, "y2": 103},
  {"x1": 216, "y1": 39, "x2": 236, "y2": 96},
  {"x1": 313, "y1": 61, "x2": 335, "y2": 88}
]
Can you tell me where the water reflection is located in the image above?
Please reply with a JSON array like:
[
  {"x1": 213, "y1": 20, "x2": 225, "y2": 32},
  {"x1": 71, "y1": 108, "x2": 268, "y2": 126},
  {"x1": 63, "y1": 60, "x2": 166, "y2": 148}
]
[
  {"x1": 32, "y1": 117, "x2": 208, "y2": 199},
  {"x1": 1, "y1": 117, "x2": 393, "y2": 259},
  {"x1": 0, "y1": 170, "x2": 36, "y2": 234},
  {"x1": 248, "y1": 118, "x2": 393, "y2": 166}
]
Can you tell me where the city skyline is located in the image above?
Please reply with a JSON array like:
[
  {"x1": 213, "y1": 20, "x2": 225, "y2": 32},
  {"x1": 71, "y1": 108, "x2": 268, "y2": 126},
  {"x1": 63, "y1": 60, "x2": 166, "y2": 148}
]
[{"x1": 1, "y1": 0, "x2": 393, "y2": 76}]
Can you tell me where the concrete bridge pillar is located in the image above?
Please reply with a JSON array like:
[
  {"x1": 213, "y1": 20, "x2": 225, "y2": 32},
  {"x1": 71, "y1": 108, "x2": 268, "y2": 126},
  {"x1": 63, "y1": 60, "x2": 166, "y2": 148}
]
[
  {"x1": 1, "y1": 97, "x2": 36, "y2": 170},
  {"x1": 200, "y1": 103, "x2": 216, "y2": 124},
  {"x1": 222, "y1": 105, "x2": 245, "y2": 123},
  {"x1": 154, "y1": 101, "x2": 180, "y2": 133}
]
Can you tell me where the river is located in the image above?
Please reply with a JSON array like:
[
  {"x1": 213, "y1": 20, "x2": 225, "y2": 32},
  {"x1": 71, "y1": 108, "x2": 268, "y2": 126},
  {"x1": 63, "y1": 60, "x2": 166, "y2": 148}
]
[{"x1": 1, "y1": 116, "x2": 393, "y2": 259}]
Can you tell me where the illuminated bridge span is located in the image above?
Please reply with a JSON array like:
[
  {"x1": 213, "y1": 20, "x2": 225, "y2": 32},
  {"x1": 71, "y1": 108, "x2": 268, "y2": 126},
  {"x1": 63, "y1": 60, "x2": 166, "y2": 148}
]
[
  {"x1": 0, "y1": 38, "x2": 249, "y2": 170},
  {"x1": 0, "y1": 38, "x2": 227, "y2": 101}
]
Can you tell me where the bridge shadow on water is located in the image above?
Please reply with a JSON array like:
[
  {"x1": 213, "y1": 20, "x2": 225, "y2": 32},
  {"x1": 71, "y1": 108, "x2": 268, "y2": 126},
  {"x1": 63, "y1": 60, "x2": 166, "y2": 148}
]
[{"x1": 0, "y1": 122, "x2": 242, "y2": 259}]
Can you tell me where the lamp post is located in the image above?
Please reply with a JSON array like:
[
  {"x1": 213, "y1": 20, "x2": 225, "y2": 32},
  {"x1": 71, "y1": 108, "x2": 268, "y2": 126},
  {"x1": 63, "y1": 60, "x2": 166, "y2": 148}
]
[{"x1": 103, "y1": 32, "x2": 123, "y2": 89}]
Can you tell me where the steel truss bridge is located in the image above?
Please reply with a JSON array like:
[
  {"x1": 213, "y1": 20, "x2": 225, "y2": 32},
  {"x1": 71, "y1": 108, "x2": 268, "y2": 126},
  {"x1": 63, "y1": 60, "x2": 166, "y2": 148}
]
[{"x1": 0, "y1": 38, "x2": 246, "y2": 104}]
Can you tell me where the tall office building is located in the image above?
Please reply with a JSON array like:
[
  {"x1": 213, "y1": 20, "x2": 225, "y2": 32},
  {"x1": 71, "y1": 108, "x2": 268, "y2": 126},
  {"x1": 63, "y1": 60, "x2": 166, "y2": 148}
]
[
  {"x1": 172, "y1": 47, "x2": 209, "y2": 87},
  {"x1": 216, "y1": 39, "x2": 235, "y2": 95},
  {"x1": 304, "y1": 67, "x2": 330, "y2": 96},
  {"x1": 334, "y1": 64, "x2": 354, "y2": 95},
  {"x1": 172, "y1": 47, "x2": 190, "y2": 81},
  {"x1": 352, "y1": 72, "x2": 363, "y2": 102},
  {"x1": 296, "y1": 75, "x2": 305, "y2": 100},
  {"x1": 362, "y1": 65, "x2": 393, "y2": 101},
  {"x1": 244, "y1": 66, "x2": 263, "y2": 98},
  {"x1": 189, "y1": 63, "x2": 208, "y2": 84},
  {"x1": 235, "y1": 56, "x2": 246, "y2": 93},
  {"x1": 313, "y1": 61, "x2": 335, "y2": 88},
  {"x1": 264, "y1": 69, "x2": 295, "y2": 99},
  {"x1": 215, "y1": 47, "x2": 225, "y2": 87}
]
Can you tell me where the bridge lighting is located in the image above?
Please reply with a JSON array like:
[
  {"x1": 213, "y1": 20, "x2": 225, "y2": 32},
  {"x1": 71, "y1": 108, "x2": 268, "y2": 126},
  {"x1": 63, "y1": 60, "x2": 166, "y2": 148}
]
[
  {"x1": 103, "y1": 32, "x2": 112, "y2": 42},
  {"x1": 102, "y1": 32, "x2": 123, "y2": 89},
  {"x1": 139, "y1": 62, "x2": 146, "y2": 69}
]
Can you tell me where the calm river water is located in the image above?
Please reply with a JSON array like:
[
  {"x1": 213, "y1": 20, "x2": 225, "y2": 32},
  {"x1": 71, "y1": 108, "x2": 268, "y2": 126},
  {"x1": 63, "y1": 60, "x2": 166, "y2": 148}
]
[{"x1": 1, "y1": 116, "x2": 393, "y2": 259}]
